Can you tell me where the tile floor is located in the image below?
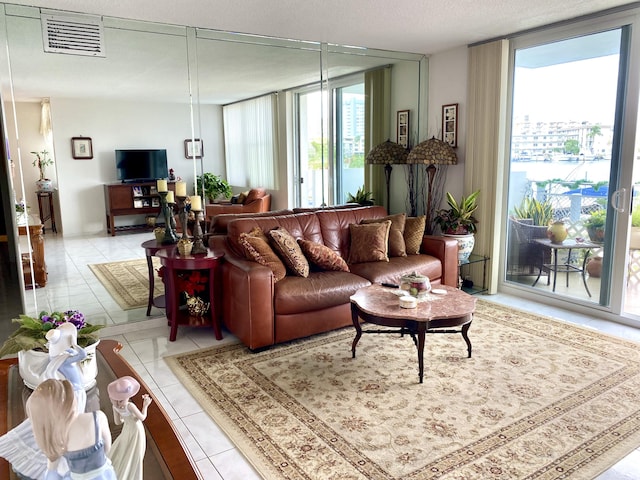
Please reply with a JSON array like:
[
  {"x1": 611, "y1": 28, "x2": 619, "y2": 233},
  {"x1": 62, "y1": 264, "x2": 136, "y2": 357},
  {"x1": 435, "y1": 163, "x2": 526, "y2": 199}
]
[{"x1": 8, "y1": 231, "x2": 640, "y2": 479}]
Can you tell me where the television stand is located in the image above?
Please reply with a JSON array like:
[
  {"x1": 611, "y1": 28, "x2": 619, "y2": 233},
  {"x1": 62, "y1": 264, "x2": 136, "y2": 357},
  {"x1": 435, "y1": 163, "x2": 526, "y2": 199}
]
[{"x1": 104, "y1": 181, "x2": 176, "y2": 236}]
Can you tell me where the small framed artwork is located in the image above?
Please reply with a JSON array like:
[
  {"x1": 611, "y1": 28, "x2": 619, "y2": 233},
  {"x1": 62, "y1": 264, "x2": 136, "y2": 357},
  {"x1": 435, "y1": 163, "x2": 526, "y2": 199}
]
[
  {"x1": 184, "y1": 139, "x2": 204, "y2": 159},
  {"x1": 71, "y1": 137, "x2": 93, "y2": 159},
  {"x1": 397, "y1": 110, "x2": 410, "y2": 148},
  {"x1": 442, "y1": 103, "x2": 458, "y2": 148}
]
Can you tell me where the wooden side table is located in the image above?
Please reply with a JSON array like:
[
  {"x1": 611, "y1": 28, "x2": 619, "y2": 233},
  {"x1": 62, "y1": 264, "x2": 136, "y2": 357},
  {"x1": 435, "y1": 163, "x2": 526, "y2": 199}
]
[
  {"x1": 36, "y1": 190, "x2": 57, "y2": 233},
  {"x1": 157, "y1": 249, "x2": 224, "y2": 341},
  {"x1": 140, "y1": 240, "x2": 175, "y2": 316}
]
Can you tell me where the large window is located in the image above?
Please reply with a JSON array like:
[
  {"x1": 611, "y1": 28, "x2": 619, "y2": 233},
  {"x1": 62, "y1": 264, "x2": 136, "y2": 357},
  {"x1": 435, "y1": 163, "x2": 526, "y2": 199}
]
[{"x1": 295, "y1": 75, "x2": 364, "y2": 207}]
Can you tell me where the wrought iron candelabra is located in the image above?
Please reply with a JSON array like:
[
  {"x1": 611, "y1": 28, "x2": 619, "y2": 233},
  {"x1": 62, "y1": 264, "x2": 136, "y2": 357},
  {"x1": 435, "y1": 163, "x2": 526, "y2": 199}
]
[
  {"x1": 190, "y1": 209, "x2": 208, "y2": 254},
  {"x1": 175, "y1": 196, "x2": 189, "y2": 240},
  {"x1": 158, "y1": 191, "x2": 178, "y2": 244}
]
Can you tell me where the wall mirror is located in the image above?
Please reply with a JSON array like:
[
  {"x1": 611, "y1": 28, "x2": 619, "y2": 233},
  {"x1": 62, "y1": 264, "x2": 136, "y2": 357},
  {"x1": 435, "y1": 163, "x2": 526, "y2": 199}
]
[{"x1": 0, "y1": 2, "x2": 425, "y2": 323}]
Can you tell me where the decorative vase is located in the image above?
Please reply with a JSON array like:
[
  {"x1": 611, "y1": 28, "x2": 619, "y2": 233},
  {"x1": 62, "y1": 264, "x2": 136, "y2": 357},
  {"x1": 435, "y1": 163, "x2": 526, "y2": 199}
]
[
  {"x1": 586, "y1": 256, "x2": 603, "y2": 278},
  {"x1": 444, "y1": 233, "x2": 475, "y2": 262},
  {"x1": 18, "y1": 339, "x2": 100, "y2": 390},
  {"x1": 154, "y1": 227, "x2": 165, "y2": 242},
  {"x1": 547, "y1": 221, "x2": 568, "y2": 244},
  {"x1": 177, "y1": 239, "x2": 193, "y2": 256},
  {"x1": 36, "y1": 179, "x2": 53, "y2": 191},
  {"x1": 185, "y1": 294, "x2": 210, "y2": 317}
]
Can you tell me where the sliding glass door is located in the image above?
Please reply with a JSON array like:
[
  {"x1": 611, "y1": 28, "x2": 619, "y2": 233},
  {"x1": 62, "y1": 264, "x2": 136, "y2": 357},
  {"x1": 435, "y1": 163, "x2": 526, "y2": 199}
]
[{"x1": 505, "y1": 18, "x2": 640, "y2": 318}]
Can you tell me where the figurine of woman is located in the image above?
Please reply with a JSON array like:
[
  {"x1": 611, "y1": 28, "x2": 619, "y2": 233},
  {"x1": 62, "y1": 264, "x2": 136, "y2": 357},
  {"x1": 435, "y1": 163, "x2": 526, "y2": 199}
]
[
  {"x1": 26, "y1": 378, "x2": 116, "y2": 480},
  {"x1": 107, "y1": 376, "x2": 152, "y2": 480},
  {"x1": 0, "y1": 323, "x2": 89, "y2": 479}
]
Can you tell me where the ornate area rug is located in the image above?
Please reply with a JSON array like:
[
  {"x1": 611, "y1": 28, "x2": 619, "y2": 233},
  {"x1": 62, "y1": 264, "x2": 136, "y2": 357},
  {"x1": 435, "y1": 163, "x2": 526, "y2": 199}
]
[
  {"x1": 165, "y1": 300, "x2": 640, "y2": 479},
  {"x1": 88, "y1": 258, "x2": 161, "y2": 310}
]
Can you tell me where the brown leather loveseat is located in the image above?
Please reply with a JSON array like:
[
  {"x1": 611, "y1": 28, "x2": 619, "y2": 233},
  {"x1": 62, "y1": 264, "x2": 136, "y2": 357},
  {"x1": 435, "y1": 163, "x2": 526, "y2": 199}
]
[
  {"x1": 205, "y1": 187, "x2": 271, "y2": 223},
  {"x1": 209, "y1": 206, "x2": 458, "y2": 350}
]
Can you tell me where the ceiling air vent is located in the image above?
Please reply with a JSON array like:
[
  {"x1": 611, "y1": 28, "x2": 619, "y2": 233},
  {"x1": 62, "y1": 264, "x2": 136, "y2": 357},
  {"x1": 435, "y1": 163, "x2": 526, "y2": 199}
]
[{"x1": 41, "y1": 13, "x2": 105, "y2": 57}]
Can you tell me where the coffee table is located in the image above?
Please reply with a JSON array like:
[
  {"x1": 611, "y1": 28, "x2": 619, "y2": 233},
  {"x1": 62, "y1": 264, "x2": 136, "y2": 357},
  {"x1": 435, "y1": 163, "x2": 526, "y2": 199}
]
[
  {"x1": 350, "y1": 284, "x2": 477, "y2": 383},
  {"x1": 0, "y1": 340, "x2": 198, "y2": 479}
]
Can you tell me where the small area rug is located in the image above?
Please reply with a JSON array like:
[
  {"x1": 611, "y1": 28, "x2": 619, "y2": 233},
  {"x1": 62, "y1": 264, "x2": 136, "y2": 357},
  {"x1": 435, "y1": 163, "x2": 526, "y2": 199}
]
[
  {"x1": 166, "y1": 300, "x2": 640, "y2": 479},
  {"x1": 89, "y1": 258, "x2": 161, "y2": 310}
]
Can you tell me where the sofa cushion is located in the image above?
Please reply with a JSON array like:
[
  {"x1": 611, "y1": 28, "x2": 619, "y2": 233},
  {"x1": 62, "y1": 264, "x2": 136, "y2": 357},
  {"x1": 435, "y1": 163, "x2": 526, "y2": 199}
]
[
  {"x1": 347, "y1": 221, "x2": 391, "y2": 264},
  {"x1": 274, "y1": 271, "x2": 371, "y2": 315},
  {"x1": 298, "y1": 239, "x2": 349, "y2": 272},
  {"x1": 349, "y1": 254, "x2": 443, "y2": 285},
  {"x1": 239, "y1": 227, "x2": 286, "y2": 281},
  {"x1": 404, "y1": 216, "x2": 426, "y2": 255},
  {"x1": 361, "y1": 213, "x2": 407, "y2": 257},
  {"x1": 268, "y1": 227, "x2": 310, "y2": 277}
]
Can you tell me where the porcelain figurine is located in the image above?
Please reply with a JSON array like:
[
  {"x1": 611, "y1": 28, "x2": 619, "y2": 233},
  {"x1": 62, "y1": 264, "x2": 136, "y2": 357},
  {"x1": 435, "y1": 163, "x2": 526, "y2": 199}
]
[
  {"x1": 27, "y1": 378, "x2": 116, "y2": 480},
  {"x1": 107, "y1": 376, "x2": 152, "y2": 480}
]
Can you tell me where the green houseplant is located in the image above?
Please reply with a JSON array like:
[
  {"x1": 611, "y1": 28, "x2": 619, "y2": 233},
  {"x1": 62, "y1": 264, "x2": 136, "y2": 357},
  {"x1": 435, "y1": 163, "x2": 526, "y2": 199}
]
[
  {"x1": 512, "y1": 197, "x2": 553, "y2": 226},
  {"x1": 346, "y1": 185, "x2": 374, "y2": 206},
  {"x1": 196, "y1": 173, "x2": 232, "y2": 203},
  {"x1": 584, "y1": 209, "x2": 606, "y2": 243},
  {"x1": 434, "y1": 190, "x2": 480, "y2": 235}
]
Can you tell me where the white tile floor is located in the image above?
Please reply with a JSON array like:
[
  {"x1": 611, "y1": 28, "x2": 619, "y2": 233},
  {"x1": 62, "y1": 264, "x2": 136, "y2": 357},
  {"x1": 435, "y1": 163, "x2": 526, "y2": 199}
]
[{"x1": 19, "y1": 231, "x2": 640, "y2": 479}]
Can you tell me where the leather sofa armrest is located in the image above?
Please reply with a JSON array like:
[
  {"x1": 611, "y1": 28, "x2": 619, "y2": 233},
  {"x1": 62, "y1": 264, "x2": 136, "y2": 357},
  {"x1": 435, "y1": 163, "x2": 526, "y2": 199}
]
[{"x1": 421, "y1": 235, "x2": 459, "y2": 287}]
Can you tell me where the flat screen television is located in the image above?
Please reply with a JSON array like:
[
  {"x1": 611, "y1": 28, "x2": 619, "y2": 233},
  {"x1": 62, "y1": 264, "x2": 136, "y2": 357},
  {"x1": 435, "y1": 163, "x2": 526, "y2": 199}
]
[{"x1": 115, "y1": 149, "x2": 168, "y2": 183}]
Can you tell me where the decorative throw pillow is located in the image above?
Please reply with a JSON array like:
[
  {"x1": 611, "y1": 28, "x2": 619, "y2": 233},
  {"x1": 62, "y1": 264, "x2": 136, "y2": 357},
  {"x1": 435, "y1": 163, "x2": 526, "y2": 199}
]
[
  {"x1": 268, "y1": 227, "x2": 310, "y2": 277},
  {"x1": 347, "y1": 221, "x2": 391, "y2": 264},
  {"x1": 361, "y1": 213, "x2": 407, "y2": 257},
  {"x1": 298, "y1": 239, "x2": 349, "y2": 272},
  {"x1": 236, "y1": 190, "x2": 250, "y2": 204},
  {"x1": 238, "y1": 227, "x2": 286, "y2": 281},
  {"x1": 404, "y1": 216, "x2": 426, "y2": 255}
]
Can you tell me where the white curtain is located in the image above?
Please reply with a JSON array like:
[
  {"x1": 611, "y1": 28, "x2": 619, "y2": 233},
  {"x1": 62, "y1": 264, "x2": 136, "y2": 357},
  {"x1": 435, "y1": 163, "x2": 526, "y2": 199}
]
[
  {"x1": 466, "y1": 39, "x2": 510, "y2": 293},
  {"x1": 223, "y1": 94, "x2": 278, "y2": 189}
]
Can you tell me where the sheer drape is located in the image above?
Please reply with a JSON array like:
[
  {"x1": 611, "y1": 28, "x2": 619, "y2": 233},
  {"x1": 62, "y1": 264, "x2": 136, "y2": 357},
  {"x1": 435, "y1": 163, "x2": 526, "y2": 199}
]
[
  {"x1": 466, "y1": 39, "x2": 509, "y2": 293},
  {"x1": 364, "y1": 67, "x2": 391, "y2": 205},
  {"x1": 223, "y1": 94, "x2": 278, "y2": 189}
]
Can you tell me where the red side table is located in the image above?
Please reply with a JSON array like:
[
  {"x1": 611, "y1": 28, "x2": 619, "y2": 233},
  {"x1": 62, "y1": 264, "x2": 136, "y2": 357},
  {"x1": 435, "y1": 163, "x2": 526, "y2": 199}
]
[
  {"x1": 141, "y1": 240, "x2": 175, "y2": 316},
  {"x1": 157, "y1": 249, "x2": 224, "y2": 341}
]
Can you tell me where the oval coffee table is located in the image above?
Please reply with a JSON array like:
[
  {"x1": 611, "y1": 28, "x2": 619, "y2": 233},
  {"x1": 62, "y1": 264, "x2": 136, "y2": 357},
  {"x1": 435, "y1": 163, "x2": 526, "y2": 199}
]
[{"x1": 350, "y1": 284, "x2": 477, "y2": 383}]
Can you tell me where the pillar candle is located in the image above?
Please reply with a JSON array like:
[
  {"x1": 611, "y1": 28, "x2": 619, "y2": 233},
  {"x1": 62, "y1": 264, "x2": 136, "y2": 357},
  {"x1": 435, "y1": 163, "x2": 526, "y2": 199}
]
[
  {"x1": 166, "y1": 191, "x2": 174, "y2": 203},
  {"x1": 157, "y1": 179, "x2": 168, "y2": 192},
  {"x1": 190, "y1": 195, "x2": 202, "y2": 211},
  {"x1": 175, "y1": 181, "x2": 187, "y2": 197}
]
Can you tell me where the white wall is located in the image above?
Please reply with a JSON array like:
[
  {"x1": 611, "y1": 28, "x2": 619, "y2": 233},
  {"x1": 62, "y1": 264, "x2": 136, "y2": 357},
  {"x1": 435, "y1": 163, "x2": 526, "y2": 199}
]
[
  {"x1": 427, "y1": 46, "x2": 468, "y2": 210},
  {"x1": 48, "y1": 98, "x2": 223, "y2": 236}
]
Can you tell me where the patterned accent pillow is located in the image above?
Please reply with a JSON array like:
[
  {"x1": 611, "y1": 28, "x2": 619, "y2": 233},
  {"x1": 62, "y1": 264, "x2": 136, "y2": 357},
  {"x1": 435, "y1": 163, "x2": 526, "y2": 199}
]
[
  {"x1": 238, "y1": 227, "x2": 286, "y2": 281},
  {"x1": 347, "y1": 221, "x2": 391, "y2": 264},
  {"x1": 404, "y1": 216, "x2": 426, "y2": 255},
  {"x1": 361, "y1": 213, "x2": 407, "y2": 257},
  {"x1": 298, "y1": 239, "x2": 349, "y2": 272},
  {"x1": 268, "y1": 227, "x2": 310, "y2": 277}
]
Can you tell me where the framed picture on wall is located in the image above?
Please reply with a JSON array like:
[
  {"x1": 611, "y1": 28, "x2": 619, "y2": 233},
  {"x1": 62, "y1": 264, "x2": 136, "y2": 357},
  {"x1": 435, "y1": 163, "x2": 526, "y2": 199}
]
[
  {"x1": 184, "y1": 139, "x2": 204, "y2": 159},
  {"x1": 442, "y1": 103, "x2": 458, "y2": 148},
  {"x1": 71, "y1": 137, "x2": 93, "y2": 159},
  {"x1": 397, "y1": 110, "x2": 409, "y2": 148}
]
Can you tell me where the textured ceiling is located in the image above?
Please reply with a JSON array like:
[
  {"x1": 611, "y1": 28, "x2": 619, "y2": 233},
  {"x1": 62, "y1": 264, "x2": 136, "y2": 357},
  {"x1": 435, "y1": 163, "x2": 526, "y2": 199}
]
[{"x1": 3, "y1": 0, "x2": 637, "y2": 55}]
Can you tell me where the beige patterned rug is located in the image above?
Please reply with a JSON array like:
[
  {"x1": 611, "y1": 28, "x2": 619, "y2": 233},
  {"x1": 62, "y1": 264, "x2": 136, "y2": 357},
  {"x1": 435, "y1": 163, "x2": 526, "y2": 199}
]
[
  {"x1": 165, "y1": 300, "x2": 640, "y2": 479},
  {"x1": 89, "y1": 258, "x2": 162, "y2": 310}
]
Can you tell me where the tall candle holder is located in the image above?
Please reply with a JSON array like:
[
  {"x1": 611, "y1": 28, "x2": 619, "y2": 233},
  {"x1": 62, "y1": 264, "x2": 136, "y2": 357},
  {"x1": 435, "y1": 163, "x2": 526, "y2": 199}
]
[
  {"x1": 176, "y1": 196, "x2": 189, "y2": 239},
  {"x1": 158, "y1": 191, "x2": 178, "y2": 244},
  {"x1": 190, "y1": 209, "x2": 208, "y2": 254},
  {"x1": 168, "y1": 199, "x2": 178, "y2": 238}
]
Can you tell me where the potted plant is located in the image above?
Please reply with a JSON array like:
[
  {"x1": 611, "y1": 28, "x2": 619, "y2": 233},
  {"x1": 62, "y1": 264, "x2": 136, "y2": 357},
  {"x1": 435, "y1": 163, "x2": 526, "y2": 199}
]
[
  {"x1": 31, "y1": 150, "x2": 54, "y2": 191},
  {"x1": 346, "y1": 185, "x2": 374, "y2": 206},
  {"x1": 512, "y1": 197, "x2": 553, "y2": 227},
  {"x1": 197, "y1": 172, "x2": 232, "y2": 203},
  {"x1": 434, "y1": 190, "x2": 479, "y2": 261},
  {"x1": 584, "y1": 209, "x2": 606, "y2": 243},
  {"x1": 0, "y1": 310, "x2": 104, "y2": 389}
]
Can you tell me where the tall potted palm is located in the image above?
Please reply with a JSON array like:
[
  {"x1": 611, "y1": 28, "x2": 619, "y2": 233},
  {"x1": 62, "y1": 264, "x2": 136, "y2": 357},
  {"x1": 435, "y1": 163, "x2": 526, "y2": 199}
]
[{"x1": 434, "y1": 190, "x2": 479, "y2": 262}]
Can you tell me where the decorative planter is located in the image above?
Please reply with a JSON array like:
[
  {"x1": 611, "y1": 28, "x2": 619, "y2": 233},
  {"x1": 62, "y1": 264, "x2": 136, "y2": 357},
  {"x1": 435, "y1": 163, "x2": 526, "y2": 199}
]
[
  {"x1": 547, "y1": 220, "x2": 568, "y2": 244},
  {"x1": 630, "y1": 227, "x2": 640, "y2": 250},
  {"x1": 18, "y1": 340, "x2": 100, "y2": 390},
  {"x1": 586, "y1": 256, "x2": 603, "y2": 278},
  {"x1": 444, "y1": 233, "x2": 475, "y2": 262},
  {"x1": 36, "y1": 179, "x2": 53, "y2": 191},
  {"x1": 587, "y1": 226, "x2": 605, "y2": 243}
]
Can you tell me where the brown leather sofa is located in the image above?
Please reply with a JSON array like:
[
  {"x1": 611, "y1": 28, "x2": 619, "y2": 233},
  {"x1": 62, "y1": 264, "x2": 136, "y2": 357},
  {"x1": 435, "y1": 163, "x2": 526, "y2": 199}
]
[
  {"x1": 205, "y1": 188, "x2": 271, "y2": 224},
  {"x1": 209, "y1": 206, "x2": 458, "y2": 350}
]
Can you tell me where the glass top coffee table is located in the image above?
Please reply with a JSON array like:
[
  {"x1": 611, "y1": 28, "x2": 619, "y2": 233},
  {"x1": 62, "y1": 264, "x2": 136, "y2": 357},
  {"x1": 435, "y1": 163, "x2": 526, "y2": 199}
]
[
  {"x1": 0, "y1": 340, "x2": 198, "y2": 479},
  {"x1": 350, "y1": 284, "x2": 477, "y2": 383}
]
